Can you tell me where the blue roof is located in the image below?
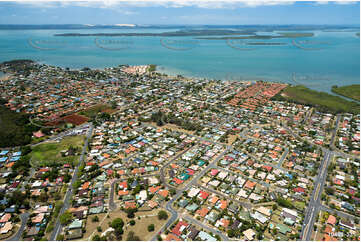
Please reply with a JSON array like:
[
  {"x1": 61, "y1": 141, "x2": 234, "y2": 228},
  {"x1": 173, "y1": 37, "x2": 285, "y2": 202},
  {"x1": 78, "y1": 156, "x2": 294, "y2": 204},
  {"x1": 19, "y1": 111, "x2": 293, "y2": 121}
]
[
  {"x1": 134, "y1": 158, "x2": 142, "y2": 164},
  {"x1": 0, "y1": 157, "x2": 7, "y2": 162},
  {"x1": 0, "y1": 198, "x2": 8, "y2": 205},
  {"x1": 131, "y1": 180, "x2": 138, "y2": 188},
  {"x1": 285, "y1": 173, "x2": 293, "y2": 179},
  {"x1": 0, "y1": 151, "x2": 9, "y2": 156},
  {"x1": 12, "y1": 151, "x2": 21, "y2": 156},
  {"x1": 10, "y1": 156, "x2": 20, "y2": 162},
  {"x1": 4, "y1": 207, "x2": 15, "y2": 213}
]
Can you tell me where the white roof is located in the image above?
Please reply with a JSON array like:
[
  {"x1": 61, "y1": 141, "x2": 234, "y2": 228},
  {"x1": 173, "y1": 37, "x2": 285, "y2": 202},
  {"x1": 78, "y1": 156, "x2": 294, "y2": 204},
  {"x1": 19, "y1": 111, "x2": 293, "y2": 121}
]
[
  {"x1": 32, "y1": 180, "x2": 43, "y2": 187},
  {"x1": 188, "y1": 187, "x2": 200, "y2": 198},
  {"x1": 282, "y1": 208, "x2": 298, "y2": 217}
]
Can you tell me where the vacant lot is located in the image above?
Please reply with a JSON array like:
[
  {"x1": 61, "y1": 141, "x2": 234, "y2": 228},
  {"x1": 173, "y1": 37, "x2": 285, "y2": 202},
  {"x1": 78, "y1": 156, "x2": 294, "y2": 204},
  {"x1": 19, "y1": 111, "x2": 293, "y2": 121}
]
[
  {"x1": 83, "y1": 209, "x2": 169, "y2": 241},
  {"x1": 31, "y1": 135, "x2": 85, "y2": 167},
  {"x1": 79, "y1": 104, "x2": 116, "y2": 118}
]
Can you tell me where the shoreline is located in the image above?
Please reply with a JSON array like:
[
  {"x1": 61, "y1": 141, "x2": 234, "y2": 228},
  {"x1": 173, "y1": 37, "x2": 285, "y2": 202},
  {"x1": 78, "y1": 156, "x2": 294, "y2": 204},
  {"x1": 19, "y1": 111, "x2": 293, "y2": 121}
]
[{"x1": 1, "y1": 59, "x2": 359, "y2": 96}]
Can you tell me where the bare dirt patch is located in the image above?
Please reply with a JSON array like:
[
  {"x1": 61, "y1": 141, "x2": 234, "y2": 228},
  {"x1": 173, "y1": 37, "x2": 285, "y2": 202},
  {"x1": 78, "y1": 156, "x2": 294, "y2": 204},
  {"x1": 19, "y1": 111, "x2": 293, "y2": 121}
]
[{"x1": 82, "y1": 209, "x2": 169, "y2": 241}]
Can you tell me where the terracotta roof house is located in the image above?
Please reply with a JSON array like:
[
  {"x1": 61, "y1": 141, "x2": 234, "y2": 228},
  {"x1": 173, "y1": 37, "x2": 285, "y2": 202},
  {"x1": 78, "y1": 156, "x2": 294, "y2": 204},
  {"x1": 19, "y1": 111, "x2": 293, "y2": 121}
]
[
  {"x1": 196, "y1": 207, "x2": 209, "y2": 217},
  {"x1": 0, "y1": 222, "x2": 13, "y2": 234},
  {"x1": 327, "y1": 215, "x2": 337, "y2": 226},
  {"x1": 172, "y1": 221, "x2": 189, "y2": 236},
  {"x1": 244, "y1": 180, "x2": 256, "y2": 190},
  {"x1": 198, "y1": 191, "x2": 209, "y2": 200},
  {"x1": 0, "y1": 214, "x2": 11, "y2": 223},
  {"x1": 165, "y1": 233, "x2": 181, "y2": 241},
  {"x1": 158, "y1": 189, "x2": 169, "y2": 198},
  {"x1": 149, "y1": 186, "x2": 161, "y2": 194}
]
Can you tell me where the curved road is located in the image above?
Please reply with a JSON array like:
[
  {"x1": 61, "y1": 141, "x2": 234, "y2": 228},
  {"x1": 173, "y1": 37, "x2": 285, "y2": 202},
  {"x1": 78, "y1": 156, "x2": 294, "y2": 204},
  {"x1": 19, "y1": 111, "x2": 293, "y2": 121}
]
[
  {"x1": 6, "y1": 213, "x2": 29, "y2": 241},
  {"x1": 151, "y1": 147, "x2": 230, "y2": 241}
]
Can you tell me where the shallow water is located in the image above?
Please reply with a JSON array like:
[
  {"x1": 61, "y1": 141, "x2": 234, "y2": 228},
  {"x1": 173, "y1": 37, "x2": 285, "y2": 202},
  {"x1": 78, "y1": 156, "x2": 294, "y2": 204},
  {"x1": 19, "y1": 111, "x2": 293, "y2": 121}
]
[{"x1": 0, "y1": 28, "x2": 359, "y2": 93}]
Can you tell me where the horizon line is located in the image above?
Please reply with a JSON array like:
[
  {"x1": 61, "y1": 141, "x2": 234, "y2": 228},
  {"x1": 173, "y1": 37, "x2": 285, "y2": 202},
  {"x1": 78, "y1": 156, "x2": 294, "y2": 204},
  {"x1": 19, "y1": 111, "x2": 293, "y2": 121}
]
[{"x1": 0, "y1": 23, "x2": 359, "y2": 26}]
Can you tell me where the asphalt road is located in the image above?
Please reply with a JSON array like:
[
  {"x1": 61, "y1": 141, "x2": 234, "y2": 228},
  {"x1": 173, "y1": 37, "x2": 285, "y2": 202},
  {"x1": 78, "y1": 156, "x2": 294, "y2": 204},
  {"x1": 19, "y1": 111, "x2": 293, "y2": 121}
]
[
  {"x1": 159, "y1": 142, "x2": 198, "y2": 190},
  {"x1": 151, "y1": 146, "x2": 230, "y2": 241},
  {"x1": 196, "y1": 184, "x2": 252, "y2": 210},
  {"x1": 184, "y1": 215, "x2": 229, "y2": 241},
  {"x1": 320, "y1": 205, "x2": 357, "y2": 220},
  {"x1": 49, "y1": 123, "x2": 93, "y2": 241},
  {"x1": 6, "y1": 213, "x2": 29, "y2": 241},
  {"x1": 277, "y1": 147, "x2": 289, "y2": 168},
  {"x1": 31, "y1": 123, "x2": 90, "y2": 148},
  {"x1": 108, "y1": 174, "x2": 156, "y2": 211},
  {"x1": 283, "y1": 115, "x2": 359, "y2": 241},
  {"x1": 108, "y1": 179, "x2": 119, "y2": 211},
  {"x1": 301, "y1": 150, "x2": 332, "y2": 241}
]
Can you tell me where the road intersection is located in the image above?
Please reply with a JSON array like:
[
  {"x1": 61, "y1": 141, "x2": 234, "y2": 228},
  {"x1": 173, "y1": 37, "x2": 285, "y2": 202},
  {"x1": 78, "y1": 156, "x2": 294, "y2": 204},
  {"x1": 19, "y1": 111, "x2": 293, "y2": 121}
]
[{"x1": 45, "y1": 111, "x2": 356, "y2": 241}]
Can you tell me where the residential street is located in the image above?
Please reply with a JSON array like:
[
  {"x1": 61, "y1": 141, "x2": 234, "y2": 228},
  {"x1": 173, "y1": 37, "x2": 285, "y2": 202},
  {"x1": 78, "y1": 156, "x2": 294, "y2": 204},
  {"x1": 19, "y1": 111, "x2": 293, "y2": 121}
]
[
  {"x1": 6, "y1": 213, "x2": 29, "y2": 241},
  {"x1": 301, "y1": 150, "x2": 332, "y2": 240},
  {"x1": 49, "y1": 123, "x2": 93, "y2": 241},
  {"x1": 151, "y1": 146, "x2": 230, "y2": 241}
]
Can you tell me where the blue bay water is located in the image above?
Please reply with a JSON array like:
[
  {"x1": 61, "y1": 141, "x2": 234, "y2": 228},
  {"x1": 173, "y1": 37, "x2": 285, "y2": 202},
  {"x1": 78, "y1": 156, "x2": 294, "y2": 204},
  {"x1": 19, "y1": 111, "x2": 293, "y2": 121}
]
[{"x1": 0, "y1": 28, "x2": 359, "y2": 93}]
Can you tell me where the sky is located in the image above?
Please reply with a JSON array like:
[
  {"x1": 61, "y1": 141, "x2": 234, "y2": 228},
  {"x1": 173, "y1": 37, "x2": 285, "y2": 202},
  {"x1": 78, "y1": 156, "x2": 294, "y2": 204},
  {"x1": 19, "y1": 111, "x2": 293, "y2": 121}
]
[{"x1": 0, "y1": 0, "x2": 359, "y2": 25}]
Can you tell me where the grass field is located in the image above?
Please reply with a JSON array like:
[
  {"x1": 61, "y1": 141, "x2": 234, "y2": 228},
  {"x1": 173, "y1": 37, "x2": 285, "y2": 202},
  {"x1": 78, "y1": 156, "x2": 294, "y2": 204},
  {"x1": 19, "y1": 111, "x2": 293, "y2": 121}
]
[
  {"x1": 79, "y1": 104, "x2": 115, "y2": 118},
  {"x1": 331, "y1": 84, "x2": 360, "y2": 101},
  {"x1": 274, "y1": 85, "x2": 360, "y2": 114},
  {"x1": 31, "y1": 135, "x2": 85, "y2": 167},
  {"x1": 294, "y1": 201, "x2": 306, "y2": 211}
]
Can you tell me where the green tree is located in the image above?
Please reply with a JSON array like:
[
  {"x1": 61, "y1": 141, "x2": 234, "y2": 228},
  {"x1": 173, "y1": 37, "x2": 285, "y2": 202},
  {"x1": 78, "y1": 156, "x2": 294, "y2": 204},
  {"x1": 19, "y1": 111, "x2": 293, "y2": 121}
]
[
  {"x1": 227, "y1": 229, "x2": 235, "y2": 238},
  {"x1": 92, "y1": 216, "x2": 99, "y2": 223},
  {"x1": 111, "y1": 218, "x2": 124, "y2": 230},
  {"x1": 59, "y1": 211, "x2": 73, "y2": 225},
  {"x1": 158, "y1": 210, "x2": 168, "y2": 220},
  {"x1": 148, "y1": 224, "x2": 155, "y2": 232},
  {"x1": 92, "y1": 235, "x2": 101, "y2": 241}
]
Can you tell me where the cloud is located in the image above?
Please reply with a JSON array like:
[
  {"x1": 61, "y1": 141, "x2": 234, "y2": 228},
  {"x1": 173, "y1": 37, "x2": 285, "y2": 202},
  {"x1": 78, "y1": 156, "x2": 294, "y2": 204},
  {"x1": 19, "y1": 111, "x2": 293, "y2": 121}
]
[
  {"x1": 313, "y1": 1, "x2": 329, "y2": 5},
  {"x1": 334, "y1": 1, "x2": 358, "y2": 4},
  {"x1": 11, "y1": 0, "x2": 297, "y2": 9},
  {"x1": 241, "y1": 1, "x2": 295, "y2": 7}
]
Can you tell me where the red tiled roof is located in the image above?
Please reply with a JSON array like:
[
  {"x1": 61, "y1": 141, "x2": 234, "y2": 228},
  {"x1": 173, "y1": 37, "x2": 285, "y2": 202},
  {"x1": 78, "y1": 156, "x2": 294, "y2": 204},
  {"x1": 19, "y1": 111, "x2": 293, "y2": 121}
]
[
  {"x1": 327, "y1": 215, "x2": 336, "y2": 225},
  {"x1": 171, "y1": 221, "x2": 189, "y2": 236}
]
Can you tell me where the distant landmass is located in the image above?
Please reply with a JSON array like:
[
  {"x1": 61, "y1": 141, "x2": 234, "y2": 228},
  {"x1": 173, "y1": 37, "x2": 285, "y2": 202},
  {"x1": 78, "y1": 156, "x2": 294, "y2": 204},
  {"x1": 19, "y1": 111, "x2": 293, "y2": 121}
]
[
  {"x1": 0, "y1": 24, "x2": 358, "y2": 30},
  {"x1": 54, "y1": 30, "x2": 315, "y2": 39}
]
